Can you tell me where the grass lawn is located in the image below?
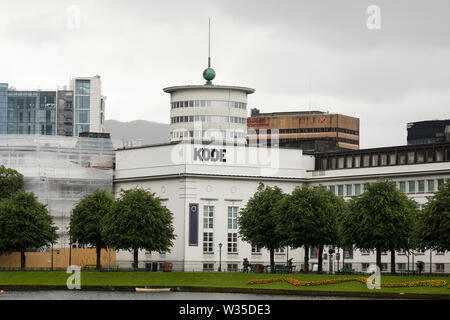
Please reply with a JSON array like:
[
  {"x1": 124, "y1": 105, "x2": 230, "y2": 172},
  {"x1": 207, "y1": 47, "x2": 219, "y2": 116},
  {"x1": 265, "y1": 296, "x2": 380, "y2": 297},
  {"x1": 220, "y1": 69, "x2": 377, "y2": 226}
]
[{"x1": 0, "y1": 271, "x2": 449, "y2": 296}]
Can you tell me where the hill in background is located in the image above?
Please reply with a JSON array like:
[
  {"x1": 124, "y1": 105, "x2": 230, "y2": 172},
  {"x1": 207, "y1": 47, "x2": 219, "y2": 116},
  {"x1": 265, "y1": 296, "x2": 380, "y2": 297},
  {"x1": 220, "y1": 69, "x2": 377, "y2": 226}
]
[{"x1": 105, "y1": 119, "x2": 170, "y2": 148}]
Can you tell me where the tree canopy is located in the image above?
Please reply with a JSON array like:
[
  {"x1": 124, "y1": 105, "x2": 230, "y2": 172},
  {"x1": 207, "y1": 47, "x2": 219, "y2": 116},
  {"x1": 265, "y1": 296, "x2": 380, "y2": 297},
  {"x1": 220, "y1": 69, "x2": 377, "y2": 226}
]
[
  {"x1": 238, "y1": 182, "x2": 286, "y2": 272},
  {"x1": 342, "y1": 178, "x2": 418, "y2": 269},
  {"x1": 0, "y1": 165, "x2": 24, "y2": 200},
  {"x1": 417, "y1": 180, "x2": 450, "y2": 252},
  {"x1": 277, "y1": 186, "x2": 346, "y2": 272},
  {"x1": 0, "y1": 190, "x2": 58, "y2": 269},
  {"x1": 69, "y1": 188, "x2": 115, "y2": 269},
  {"x1": 101, "y1": 187, "x2": 176, "y2": 270}
]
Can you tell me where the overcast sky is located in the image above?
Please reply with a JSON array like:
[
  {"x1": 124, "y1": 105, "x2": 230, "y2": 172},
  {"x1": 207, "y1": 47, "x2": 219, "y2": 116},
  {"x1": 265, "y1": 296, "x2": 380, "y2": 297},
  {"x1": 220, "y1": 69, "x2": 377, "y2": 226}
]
[{"x1": 0, "y1": 0, "x2": 449, "y2": 148}]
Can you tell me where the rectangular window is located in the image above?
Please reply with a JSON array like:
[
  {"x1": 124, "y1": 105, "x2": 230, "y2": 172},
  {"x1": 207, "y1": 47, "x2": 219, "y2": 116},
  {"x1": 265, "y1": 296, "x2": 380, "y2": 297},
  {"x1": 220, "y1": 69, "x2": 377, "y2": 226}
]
[
  {"x1": 346, "y1": 157, "x2": 352, "y2": 168},
  {"x1": 227, "y1": 264, "x2": 238, "y2": 272},
  {"x1": 310, "y1": 246, "x2": 318, "y2": 259},
  {"x1": 399, "y1": 181, "x2": 406, "y2": 193},
  {"x1": 436, "y1": 264, "x2": 444, "y2": 272},
  {"x1": 399, "y1": 153, "x2": 406, "y2": 164},
  {"x1": 75, "y1": 96, "x2": 90, "y2": 109},
  {"x1": 380, "y1": 154, "x2": 387, "y2": 166},
  {"x1": 417, "y1": 151, "x2": 425, "y2": 163},
  {"x1": 338, "y1": 185, "x2": 344, "y2": 197},
  {"x1": 75, "y1": 110, "x2": 90, "y2": 123},
  {"x1": 363, "y1": 155, "x2": 370, "y2": 167},
  {"x1": 346, "y1": 184, "x2": 352, "y2": 196},
  {"x1": 227, "y1": 232, "x2": 238, "y2": 253},
  {"x1": 363, "y1": 183, "x2": 369, "y2": 192},
  {"x1": 203, "y1": 263, "x2": 214, "y2": 272},
  {"x1": 437, "y1": 179, "x2": 444, "y2": 187},
  {"x1": 275, "y1": 248, "x2": 285, "y2": 254},
  {"x1": 343, "y1": 263, "x2": 352, "y2": 270},
  {"x1": 427, "y1": 180, "x2": 435, "y2": 192},
  {"x1": 354, "y1": 156, "x2": 361, "y2": 168},
  {"x1": 251, "y1": 246, "x2": 262, "y2": 254},
  {"x1": 344, "y1": 247, "x2": 353, "y2": 259},
  {"x1": 418, "y1": 180, "x2": 425, "y2": 193},
  {"x1": 408, "y1": 181, "x2": 415, "y2": 193},
  {"x1": 354, "y1": 184, "x2": 361, "y2": 195},
  {"x1": 372, "y1": 154, "x2": 378, "y2": 166},
  {"x1": 381, "y1": 263, "x2": 388, "y2": 271},
  {"x1": 227, "y1": 206, "x2": 238, "y2": 229},
  {"x1": 407, "y1": 151, "x2": 415, "y2": 164},
  {"x1": 203, "y1": 206, "x2": 214, "y2": 229},
  {"x1": 436, "y1": 150, "x2": 444, "y2": 161},
  {"x1": 397, "y1": 263, "x2": 406, "y2": 271},
  {"x1": 362, "y1": 263, "x2": 370, "y2": 271},
  {"x1": 389, "y1": 153, "x2": 397, "y2": 165},
  {"x1": 203, "y1": 232, "x2": 214, "y2": 253},
  {"x1": 329, "y1": 185, "x2": 335, "y2": 195},
  {"x1": 75, "y1": 80, "x2": 90, "y2": 95},
  {"x1": 338, "y1": 157, "x2": 344, "y2": 169}
]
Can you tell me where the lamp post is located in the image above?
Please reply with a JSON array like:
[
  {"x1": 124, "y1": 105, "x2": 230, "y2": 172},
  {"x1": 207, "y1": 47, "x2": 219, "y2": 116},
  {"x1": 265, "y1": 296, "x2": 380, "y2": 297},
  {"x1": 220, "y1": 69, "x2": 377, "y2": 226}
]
[{"x1": 218, "y1": 243, "x2": 223, "y2": 272}]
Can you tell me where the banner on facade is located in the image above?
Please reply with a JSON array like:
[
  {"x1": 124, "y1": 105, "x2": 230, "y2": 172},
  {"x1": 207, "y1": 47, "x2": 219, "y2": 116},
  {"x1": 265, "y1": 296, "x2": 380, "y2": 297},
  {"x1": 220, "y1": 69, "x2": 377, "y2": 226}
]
[{"x1": 189, "y1": 203, "x2": 199, "y2": 246}]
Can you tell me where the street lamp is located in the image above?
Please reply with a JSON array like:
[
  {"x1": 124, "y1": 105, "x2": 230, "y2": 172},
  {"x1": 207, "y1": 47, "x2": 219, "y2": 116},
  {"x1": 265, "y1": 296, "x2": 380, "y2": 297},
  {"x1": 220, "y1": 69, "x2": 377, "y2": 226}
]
[{"x1": 218, "y1": 243, "x2": 223, "y2": 272}]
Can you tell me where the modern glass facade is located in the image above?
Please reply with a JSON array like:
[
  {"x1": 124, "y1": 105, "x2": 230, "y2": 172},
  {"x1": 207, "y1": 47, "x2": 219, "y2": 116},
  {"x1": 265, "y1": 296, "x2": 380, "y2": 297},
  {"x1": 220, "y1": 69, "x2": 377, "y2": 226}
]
[
  {"x1": 74, "y1": 79, "x2": 91, "y2": 136},
  {"x1": 1, "y1": 76, "x2": 104, "y2": 137},
  {"x1": 6, "y1": 91, "x2": 55, "y2": 135},
  {"x1": 0, "y1": 84, "x2": 7, "y2": 134}
]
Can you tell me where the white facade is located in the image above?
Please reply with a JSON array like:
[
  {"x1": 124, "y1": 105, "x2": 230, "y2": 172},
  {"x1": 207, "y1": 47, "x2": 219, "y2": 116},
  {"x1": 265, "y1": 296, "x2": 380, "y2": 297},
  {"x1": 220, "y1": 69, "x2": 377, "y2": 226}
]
[
  {"x1": 113, "y1": 142, "x2": 450, "y2": 273},
  {"x1": 164, "y1": 85, "x2": 254, "y2": 144}
]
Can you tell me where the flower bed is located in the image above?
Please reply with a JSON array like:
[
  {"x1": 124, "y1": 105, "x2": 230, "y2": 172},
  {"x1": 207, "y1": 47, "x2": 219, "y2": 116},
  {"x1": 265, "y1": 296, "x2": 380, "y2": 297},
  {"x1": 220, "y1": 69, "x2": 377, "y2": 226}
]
[{"x1": 247, "y1": 277, "x2": 448, "y2": 288}]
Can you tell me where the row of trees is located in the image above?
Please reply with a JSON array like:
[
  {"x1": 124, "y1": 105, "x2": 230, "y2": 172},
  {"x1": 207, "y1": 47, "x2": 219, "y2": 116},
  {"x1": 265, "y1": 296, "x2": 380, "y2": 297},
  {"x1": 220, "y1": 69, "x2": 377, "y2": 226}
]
[
  {"x1": 69, "y1": 188, "x2": 176, "y2": 270},
  {"x1": 0, "y1": 165, "x2": 176, "y2": 270},
  {"x1": 238, "y1": 179, "x2": 449, "y2": 273}
]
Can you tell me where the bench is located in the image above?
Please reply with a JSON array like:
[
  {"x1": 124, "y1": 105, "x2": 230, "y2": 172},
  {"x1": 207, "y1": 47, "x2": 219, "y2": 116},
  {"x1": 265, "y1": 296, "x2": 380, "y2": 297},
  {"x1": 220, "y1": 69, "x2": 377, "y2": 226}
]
[
  {"x1": 341, "y1": 268, "x2": 355, "y2": 274},
  {"x1": 275, "y1": 265, "x2": 296, "y2": 273}
]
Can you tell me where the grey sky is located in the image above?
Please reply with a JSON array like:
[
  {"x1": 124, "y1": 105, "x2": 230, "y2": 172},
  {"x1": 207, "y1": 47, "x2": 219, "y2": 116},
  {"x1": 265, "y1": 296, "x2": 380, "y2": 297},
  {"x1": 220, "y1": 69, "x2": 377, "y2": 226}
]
[{"x1": 0, "y1": 0, "x2": 449, "y2": 148}]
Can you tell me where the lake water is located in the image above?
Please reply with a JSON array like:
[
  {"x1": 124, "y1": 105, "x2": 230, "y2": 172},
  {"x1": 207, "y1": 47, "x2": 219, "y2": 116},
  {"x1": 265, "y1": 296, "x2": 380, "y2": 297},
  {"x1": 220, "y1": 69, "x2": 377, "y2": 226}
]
[{"x1": 0, "y1": 290, "x2": 375, "y2": 300}]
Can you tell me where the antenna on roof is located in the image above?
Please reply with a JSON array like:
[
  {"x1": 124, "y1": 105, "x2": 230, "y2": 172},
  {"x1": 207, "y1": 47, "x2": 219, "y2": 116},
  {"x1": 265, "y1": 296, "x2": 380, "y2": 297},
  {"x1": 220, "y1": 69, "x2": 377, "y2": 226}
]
[{"x1": 203, "y1": 18, "x2": 216, "y2": 85}]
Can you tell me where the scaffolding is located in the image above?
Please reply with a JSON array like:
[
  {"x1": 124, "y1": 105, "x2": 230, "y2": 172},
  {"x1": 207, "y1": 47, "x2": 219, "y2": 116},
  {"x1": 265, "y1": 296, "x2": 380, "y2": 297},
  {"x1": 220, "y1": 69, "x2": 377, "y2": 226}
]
[{"x1": 0, "y1": 134, "x2": 115, "y2": 248}]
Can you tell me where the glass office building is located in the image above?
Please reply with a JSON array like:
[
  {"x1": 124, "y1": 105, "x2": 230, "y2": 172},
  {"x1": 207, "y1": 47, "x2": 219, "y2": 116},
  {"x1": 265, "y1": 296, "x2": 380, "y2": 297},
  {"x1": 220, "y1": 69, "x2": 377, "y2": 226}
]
[
  {"x1": 0, "y1": 76, "x2": 105, "y2": 137},
  {"x1": 0, "y1": 84, "x2": 7, "y2": 134}
]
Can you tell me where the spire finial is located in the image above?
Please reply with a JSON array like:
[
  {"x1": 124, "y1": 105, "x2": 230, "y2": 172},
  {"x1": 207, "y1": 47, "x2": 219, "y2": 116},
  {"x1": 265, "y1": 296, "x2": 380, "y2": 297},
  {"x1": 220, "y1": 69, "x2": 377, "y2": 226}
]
[{"x1": 203, "y1": 18, "x2": 216, "y2": 85}]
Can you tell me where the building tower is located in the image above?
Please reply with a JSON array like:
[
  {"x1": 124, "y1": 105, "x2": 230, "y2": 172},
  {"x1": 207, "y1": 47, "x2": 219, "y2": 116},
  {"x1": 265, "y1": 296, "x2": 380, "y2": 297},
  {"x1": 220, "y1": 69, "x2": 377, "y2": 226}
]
[{"x1": 164, "y1": 19, "x2": 254, "y2": 144}]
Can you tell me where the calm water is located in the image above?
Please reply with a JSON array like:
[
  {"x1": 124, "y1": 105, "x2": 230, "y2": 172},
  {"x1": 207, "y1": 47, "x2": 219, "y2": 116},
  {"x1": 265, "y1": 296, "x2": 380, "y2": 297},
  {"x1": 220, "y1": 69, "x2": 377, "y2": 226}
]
[{"x1": 0, "y1": 290, "x2": 376, "y2": 300}]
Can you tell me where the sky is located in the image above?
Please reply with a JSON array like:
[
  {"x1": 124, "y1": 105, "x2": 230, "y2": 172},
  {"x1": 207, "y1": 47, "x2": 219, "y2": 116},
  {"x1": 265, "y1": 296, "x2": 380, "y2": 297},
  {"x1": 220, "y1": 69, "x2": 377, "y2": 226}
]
[{"x1": 0, "y1": 0, "x2": 449, "y2": 148}]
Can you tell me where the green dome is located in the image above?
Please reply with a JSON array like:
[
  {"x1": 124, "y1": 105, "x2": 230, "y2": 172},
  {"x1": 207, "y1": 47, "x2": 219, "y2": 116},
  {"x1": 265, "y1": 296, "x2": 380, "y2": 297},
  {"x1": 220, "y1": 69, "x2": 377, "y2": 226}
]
[{"x1": 203, "y1": 67, "x2": 216, "y2": 83}]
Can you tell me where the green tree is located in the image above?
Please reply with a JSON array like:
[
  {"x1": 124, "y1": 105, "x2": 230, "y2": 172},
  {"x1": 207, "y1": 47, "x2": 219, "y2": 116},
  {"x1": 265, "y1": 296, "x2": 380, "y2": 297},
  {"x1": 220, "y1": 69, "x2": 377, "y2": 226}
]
[
  {"x1": 343, "y1": 178, "x2": 417, "y2": 272},
  {"x1": 238, "y1": 183, "x2": 286, "y2": 273},
  {"x1": 0, "y1": 165, "x2": 24, "y2": 200},
  {"x1": 69, "y1": 188, "x2": 114, "y2": 269},
  {"x1": 101, "y1": 187, "x2": 176, "y2": 270},
  {"x1": 418, "y1": 180, "x2": 450, "y2": 252},
  {"x1": 0, "y1": 190, "x2": 58, "y2": 269},
  {"x1": 277, "y1": 186, "x2": 345, "y2": 273}
]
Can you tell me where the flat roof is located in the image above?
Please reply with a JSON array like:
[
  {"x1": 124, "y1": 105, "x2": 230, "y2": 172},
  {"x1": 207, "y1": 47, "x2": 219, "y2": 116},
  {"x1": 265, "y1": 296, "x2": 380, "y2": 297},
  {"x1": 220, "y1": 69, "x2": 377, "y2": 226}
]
[
  {"x1": 163, "y1": 84, "x2": 255, "y2": 94},
  {"x1": 250, "y1": 111, "x2": 327, "y2": 117}
]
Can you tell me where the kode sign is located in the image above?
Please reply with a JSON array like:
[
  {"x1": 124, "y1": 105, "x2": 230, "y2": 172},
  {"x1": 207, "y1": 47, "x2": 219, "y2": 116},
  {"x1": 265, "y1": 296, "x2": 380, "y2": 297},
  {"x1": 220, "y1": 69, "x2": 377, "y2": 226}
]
[{"x1": 194, "y1": 148, "x2": 226, "y2": 163}]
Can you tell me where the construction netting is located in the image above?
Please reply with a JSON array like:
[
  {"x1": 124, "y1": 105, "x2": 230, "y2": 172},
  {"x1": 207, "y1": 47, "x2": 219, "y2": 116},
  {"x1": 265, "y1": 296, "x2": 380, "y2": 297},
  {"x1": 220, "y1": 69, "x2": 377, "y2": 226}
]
[{"x1": 0, "y1": 134, "x2": 115, "y2": 248}]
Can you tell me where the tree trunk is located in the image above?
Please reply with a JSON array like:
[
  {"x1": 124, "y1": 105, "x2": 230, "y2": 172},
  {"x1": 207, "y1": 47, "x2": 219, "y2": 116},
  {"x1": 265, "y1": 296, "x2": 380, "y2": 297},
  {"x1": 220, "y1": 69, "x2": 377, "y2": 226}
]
[
  {"x1": 304, "y1": 246, "x2": 309, "y2": 273},
  {"x1": 318, "y1": 245, "x2": 323, "y2": 273},
  {"x1": 376, "y1": 247, "x2": 382, "y2": 270},
  {"x1": 20, "y1": 251, "x2": 26, "y2": 270},
  {"x1": 133, "y1": 248, "x2": 139, "y2": 271},
  {"x1": 96, "y1": 247, "x2": 102, "y2": 270},
  {"x1": 269, "y1": 248, "x2": 275, "y2": 273},
  {"x1": 390, "y1": 249, "x2": 396, "y2": 274}
]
